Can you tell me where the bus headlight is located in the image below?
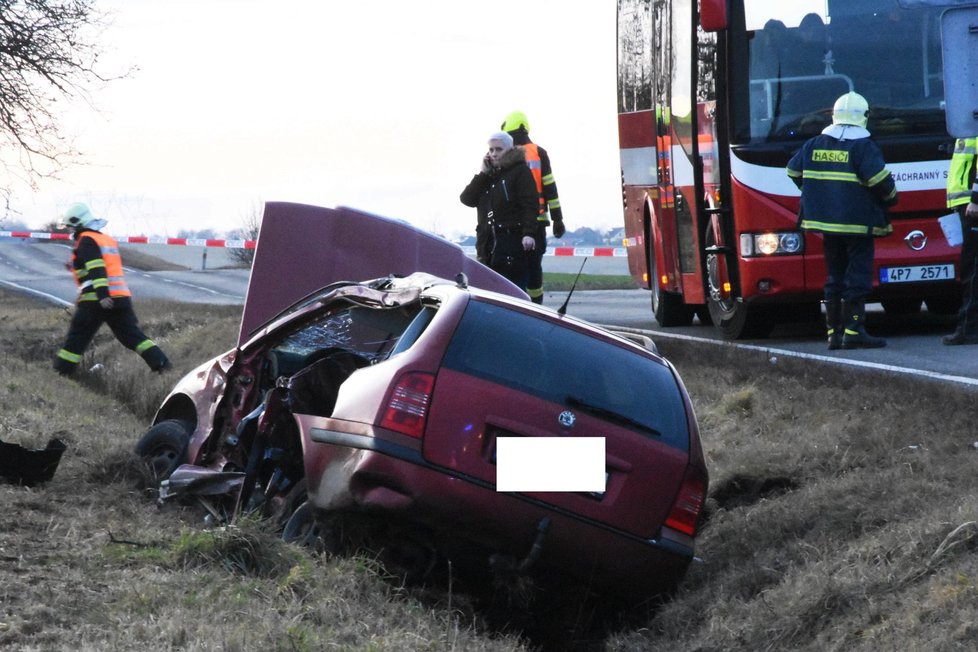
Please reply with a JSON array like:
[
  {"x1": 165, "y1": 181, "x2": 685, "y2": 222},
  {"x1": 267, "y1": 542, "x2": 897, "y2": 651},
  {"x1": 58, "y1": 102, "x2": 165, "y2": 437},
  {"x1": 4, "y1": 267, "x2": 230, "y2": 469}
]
[{"x1": 740, "y1": 231, "x2": 804, "y2": 257}]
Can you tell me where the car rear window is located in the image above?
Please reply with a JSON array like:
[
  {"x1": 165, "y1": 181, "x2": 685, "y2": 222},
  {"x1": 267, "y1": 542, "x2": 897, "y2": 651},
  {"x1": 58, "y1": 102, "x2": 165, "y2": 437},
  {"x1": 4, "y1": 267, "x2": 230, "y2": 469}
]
[{"x1": 441, "y1": 301, "x2": 689, "y2": 450}]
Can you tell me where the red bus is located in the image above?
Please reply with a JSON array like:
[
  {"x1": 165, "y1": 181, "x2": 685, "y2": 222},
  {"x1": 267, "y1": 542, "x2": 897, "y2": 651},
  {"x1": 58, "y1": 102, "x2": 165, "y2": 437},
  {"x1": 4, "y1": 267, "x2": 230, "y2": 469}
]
[{"x1": 617, "y1": 0, "x2": 959, "y2": 338}]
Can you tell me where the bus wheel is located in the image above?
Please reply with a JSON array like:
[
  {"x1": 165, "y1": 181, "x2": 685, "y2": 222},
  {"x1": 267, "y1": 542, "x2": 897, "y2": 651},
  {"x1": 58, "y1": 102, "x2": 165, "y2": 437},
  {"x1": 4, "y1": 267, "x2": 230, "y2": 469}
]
[
  {"x1": 650, "y1": 241, "x2": 694, "y2": 327},
  {"x1": 704, "y1": 229, "x2": 774, "y2": 339}
]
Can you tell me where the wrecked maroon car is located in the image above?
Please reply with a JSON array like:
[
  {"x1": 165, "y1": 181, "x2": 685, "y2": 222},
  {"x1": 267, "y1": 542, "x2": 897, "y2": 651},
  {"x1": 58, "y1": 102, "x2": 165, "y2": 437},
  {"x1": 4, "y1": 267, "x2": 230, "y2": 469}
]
[{"x1": 136, "y1": 203, "x2": 708, "y2": 599}]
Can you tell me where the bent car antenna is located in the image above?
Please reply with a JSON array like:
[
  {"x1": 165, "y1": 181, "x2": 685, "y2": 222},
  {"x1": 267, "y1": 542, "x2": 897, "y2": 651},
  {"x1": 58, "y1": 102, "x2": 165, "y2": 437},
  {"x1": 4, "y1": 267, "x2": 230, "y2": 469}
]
[{"x1": 557, "y1": 257, "x2": 588, "y2": 315}]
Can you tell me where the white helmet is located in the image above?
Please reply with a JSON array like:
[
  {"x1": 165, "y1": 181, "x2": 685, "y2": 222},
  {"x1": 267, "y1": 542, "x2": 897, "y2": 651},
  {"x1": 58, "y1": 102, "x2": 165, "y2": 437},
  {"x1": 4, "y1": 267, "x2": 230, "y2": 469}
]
[
  {"x1": 58, "y1": 202, "x2": 107, "y2": 231},
  {"x1": 832, "y1": 92, "x2": 869, "y2": 128}
]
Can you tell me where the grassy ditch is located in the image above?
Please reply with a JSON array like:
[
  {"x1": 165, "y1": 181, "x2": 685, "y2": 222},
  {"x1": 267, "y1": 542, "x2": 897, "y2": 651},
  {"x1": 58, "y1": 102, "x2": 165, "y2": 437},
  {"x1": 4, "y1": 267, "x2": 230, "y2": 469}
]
[{"x1": 1, "y1": 290, "x2": 977, "y2": 651}]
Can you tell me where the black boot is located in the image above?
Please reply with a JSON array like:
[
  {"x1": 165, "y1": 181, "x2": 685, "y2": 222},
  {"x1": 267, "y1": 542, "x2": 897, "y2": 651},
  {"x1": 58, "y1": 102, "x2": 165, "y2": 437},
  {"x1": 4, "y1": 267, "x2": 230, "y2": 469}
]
[
  {"x1": 825, "y1": 298, "x2": 843, "y2": 350},
  {"x1": 841, "y1": 298, "x2": 885, "y2": 349},
  {"x1": 942, "y1": 325, "x2": 978, "y2": 346}
]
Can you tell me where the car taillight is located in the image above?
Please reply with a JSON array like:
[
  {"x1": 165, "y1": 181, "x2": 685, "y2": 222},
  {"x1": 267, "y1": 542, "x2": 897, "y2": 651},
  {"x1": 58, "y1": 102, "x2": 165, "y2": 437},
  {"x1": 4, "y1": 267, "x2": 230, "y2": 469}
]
[
  {"x1": 380, "y1": 372, "x2": 435, "y2": 438},
  {"x1": 664, "y1": 466, "x2": 706, "y2": 537}
]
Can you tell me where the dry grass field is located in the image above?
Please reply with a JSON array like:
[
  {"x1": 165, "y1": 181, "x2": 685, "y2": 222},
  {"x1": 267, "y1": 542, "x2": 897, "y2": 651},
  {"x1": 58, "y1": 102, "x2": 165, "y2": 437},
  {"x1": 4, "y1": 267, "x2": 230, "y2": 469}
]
[{"x1": 2, "y1": 288, "x2": 978, "y2": 651}]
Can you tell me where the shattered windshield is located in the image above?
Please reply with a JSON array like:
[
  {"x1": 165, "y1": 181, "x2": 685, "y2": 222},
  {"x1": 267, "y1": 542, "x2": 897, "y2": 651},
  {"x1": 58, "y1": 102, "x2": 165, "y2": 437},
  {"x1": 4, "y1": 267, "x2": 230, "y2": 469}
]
[
  {"x1": 737, "y1": 0, "x2": 946, "y2": 143},
  {"x1": 275, "y1": 304, "x2": 421, "y2": 363}
]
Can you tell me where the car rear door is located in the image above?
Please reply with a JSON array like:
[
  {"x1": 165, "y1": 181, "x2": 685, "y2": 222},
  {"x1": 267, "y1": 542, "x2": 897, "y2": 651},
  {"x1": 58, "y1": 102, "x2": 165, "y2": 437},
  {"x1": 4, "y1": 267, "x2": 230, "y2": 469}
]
[{"x1": 421, "y1": 300, "x2": 692, "y2": 540}]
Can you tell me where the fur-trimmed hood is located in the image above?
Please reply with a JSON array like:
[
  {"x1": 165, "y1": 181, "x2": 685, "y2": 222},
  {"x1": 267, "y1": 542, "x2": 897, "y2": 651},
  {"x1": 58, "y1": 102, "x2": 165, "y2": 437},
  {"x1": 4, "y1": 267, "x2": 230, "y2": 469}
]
[{"x1": 494, "y1": 145, "x2": 526, "y2": 172}]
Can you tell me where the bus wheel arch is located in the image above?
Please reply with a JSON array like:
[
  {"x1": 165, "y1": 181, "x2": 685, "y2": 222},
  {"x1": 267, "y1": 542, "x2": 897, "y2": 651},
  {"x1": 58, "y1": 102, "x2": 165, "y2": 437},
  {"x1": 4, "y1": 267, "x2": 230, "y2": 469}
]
[{"x1": 704, "y1": 217, "x2": 774, "y2": 339}]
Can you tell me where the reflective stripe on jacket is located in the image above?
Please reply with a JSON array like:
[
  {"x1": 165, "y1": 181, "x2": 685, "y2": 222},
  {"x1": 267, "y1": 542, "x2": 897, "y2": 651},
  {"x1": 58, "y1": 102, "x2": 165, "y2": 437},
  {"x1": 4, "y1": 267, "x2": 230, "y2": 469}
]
[
  {"x1": 72, "y1": 231, "x2": 132, "y2": 300},
  {"x1": 786, "y1": 133, "x2": 897, "y2": 238},
  {"x1": 947, "y1": 137, "x2": 977, "y2": 208}
]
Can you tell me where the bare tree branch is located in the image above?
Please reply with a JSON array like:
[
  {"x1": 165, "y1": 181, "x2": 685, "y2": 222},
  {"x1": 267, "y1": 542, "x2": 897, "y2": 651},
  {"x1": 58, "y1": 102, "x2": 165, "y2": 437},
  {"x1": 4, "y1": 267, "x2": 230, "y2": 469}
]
[{"x1": 0, "y1": 0, "x2": 124, "y2": 217}]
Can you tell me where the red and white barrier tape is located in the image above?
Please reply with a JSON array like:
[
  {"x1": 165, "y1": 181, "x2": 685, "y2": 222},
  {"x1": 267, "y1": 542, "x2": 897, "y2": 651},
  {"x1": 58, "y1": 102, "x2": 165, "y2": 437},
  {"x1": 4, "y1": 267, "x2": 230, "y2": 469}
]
[
  {"x1": 457, "y1": 245, "x2": 626, "y2": 257},
  {"x1": 1, "y1": 231, "x2": 257, "y2": 249},
  {"x1": 1, "y1": 231, "x2": 627, "y2": 257}
]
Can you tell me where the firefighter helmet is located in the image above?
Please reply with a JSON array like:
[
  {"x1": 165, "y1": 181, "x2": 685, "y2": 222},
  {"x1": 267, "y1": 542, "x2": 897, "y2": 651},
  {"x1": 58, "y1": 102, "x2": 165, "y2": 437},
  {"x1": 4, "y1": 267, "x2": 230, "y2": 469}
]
[
  {"x1": 59, "y1": 202, "x2": 107, "y2": 231},
  {"x1": 832, "y1": 92, "x2": 869, "y2": 128},
  {"x1": 501, "y1": 110, "x2": 530, "y2": 133}
]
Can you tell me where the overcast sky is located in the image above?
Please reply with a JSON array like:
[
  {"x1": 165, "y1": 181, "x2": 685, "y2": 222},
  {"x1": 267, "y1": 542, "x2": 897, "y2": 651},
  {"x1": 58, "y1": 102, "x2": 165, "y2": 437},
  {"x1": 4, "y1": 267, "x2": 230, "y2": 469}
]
[{"x1": 7, "y1": 1, "x2": 622, "y2": 240}]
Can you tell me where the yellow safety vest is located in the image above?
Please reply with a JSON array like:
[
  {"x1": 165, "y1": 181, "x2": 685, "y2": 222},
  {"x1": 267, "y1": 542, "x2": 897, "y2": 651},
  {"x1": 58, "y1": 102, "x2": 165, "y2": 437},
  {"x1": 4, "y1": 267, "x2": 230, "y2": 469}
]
[{"x1": 947, "y1": 137, "x2": 977, "y2": 208}]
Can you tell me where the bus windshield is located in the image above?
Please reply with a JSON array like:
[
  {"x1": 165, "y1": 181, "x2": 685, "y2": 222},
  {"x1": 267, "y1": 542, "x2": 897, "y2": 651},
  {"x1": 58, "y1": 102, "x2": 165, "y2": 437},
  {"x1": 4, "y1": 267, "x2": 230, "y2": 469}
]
[{"x1": 736, "y1": 0, "x2": 946, "y2": 144}]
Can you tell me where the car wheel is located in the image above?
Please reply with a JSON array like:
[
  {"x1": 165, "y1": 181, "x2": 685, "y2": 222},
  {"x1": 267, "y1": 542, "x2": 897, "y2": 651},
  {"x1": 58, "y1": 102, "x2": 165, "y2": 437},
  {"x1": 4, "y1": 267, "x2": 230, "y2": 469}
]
[
  {"x1": 134, "y1": 419, "x2": 191, "y2": 482},
  {"x1": 282, "y1": 501, "x2": 325, "y2": 550}
]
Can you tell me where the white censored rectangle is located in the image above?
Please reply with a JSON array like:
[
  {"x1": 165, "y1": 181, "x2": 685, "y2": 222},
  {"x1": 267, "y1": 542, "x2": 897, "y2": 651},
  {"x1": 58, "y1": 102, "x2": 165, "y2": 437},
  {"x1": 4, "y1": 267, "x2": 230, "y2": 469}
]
[{"x1": 495, "y1": 437, "x2": 605, "y2": 492}]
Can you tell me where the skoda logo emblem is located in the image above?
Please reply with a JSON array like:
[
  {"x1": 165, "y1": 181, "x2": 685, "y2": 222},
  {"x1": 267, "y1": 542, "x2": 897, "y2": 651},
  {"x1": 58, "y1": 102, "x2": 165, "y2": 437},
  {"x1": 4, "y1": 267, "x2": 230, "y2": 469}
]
[
  {"x1": 558, "y1": 411, "x2": 576, "y2": 429},
  {"x1": 904, "y1": 230, "x2": 927, "y2": 251}
]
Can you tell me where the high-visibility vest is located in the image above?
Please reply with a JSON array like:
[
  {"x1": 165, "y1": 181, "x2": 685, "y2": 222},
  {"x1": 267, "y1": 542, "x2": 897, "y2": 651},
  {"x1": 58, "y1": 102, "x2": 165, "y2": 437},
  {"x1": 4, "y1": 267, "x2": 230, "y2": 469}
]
[
  {"x1": 522, "y1": 143, "x2": 546, "y2": 217},
  {"x1": 947, "y1": 137, "x2": 977, "y2": 208},
  {"x1": 72, "y1": 231, "x2": 132, "y2": 300}
]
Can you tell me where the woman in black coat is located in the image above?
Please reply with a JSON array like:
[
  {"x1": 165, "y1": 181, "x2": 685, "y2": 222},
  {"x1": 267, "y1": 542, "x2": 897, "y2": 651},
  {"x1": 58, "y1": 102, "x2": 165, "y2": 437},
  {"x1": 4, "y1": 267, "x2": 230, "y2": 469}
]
[{"x1": 460, "y1": 131, "x2": 541, "y2": 290}]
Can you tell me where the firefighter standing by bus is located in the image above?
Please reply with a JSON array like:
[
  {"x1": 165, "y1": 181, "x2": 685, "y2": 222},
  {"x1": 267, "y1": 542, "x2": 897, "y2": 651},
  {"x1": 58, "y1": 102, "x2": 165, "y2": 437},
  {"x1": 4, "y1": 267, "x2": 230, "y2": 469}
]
[
  {"x1": 501, "y1": 111, "x2": 566, "y2": 304},
  {"x1": 53, "y1": 203, "x2": 171, "y2": 376},
  {"x1": 787, "y1": 92, "x2": 898, "y2": 350},
  {"x1": 942, "y1": 137, "x2": 978, "y2": 345}
]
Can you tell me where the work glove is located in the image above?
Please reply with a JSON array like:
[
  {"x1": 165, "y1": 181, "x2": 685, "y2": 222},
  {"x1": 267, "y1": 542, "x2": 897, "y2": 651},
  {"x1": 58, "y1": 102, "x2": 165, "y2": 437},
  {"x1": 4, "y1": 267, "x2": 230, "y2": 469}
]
[
  {"x1": 99, "y1": 297, "x2": 114, "y2": 310},
  {"x1": 552, "y1": 219, "x2": 566, "y2": 239},
  {"x1": 968, "y1": 201, "x2": 978, "y2": 219},
  {"x1": 521, "y1": 236, "x2": 536, "y2": 251}
]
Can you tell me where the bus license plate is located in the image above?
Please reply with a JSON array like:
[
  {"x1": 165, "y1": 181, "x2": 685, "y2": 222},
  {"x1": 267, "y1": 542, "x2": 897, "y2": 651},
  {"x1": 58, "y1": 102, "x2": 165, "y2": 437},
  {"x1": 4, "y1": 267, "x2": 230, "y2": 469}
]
[{"x1": 880, "y1": 264, "x2": 954, "y2": 283}]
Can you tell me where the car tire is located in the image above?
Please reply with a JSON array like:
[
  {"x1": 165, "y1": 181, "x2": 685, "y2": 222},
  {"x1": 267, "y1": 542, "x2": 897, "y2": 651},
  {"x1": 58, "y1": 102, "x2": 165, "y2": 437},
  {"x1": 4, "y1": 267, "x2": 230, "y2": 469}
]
[
  {"x1": 134, "y1": 419, "x2": 191, "y2": 482},
  {"x1": 282, "y1": 500, "x2": 322, "y2": 549}
]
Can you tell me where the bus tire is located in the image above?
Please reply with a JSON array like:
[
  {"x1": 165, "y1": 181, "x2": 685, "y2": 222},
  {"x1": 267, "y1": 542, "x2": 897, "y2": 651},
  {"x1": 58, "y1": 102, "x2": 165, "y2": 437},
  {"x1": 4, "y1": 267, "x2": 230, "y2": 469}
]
[
  {"x1": 650, "y1": 241, "x2": 694, "y2": 327},
  {"x1": 704, "y1": 227, "x2": 774, "y2": 339}
]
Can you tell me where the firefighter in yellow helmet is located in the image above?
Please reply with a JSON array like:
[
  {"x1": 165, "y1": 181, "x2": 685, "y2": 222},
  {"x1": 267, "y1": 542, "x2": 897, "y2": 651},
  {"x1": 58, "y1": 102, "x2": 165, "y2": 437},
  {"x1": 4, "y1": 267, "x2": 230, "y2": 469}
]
[
  {"x1": 53, "y1": 203, "x2": 172, "y2": 376},
  {"x1": 943, "y1": 136, "x2": 978, "y2": 345},
  {"x1": 786, "y1": 92, "x2": 897, "y2": 350},
  {"x1": 501, "y1": 110, "x2": 566, "y2": 304}
]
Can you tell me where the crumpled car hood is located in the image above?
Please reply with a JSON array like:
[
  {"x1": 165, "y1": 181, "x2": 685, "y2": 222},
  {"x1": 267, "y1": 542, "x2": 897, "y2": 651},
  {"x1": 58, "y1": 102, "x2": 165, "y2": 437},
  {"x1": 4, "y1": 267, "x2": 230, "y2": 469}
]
[{"x1": 238, "y1": 203, "x2": 528, "y2": 344}]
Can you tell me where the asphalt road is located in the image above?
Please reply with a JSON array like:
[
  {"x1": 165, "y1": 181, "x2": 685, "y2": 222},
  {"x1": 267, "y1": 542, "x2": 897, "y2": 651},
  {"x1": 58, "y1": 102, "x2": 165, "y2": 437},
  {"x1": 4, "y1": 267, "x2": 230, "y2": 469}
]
[
  {"x1": 2, "y1": 239, "x2": 976, "y2": 387},
  {"x1": 0, "y1": 239, "x2": 247, "y2": 307}
]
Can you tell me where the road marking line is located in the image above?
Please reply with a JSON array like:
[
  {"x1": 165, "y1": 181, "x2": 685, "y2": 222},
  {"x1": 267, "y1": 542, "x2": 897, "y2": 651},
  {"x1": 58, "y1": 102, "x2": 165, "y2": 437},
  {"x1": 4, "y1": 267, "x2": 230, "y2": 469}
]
[{"x1": 606, "y1": 325, "x2": 978, "y2": 389}]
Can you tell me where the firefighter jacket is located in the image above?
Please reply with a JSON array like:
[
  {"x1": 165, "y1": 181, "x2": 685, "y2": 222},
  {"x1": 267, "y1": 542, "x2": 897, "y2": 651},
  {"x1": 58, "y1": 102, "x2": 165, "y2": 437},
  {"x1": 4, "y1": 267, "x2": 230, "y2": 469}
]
[
  {"x1": 71, "y1": 229, "x2": 132, "y2": 302},
  {"x1": 786, "y1": 128, "x2": 897, "y2": 237},
  {"x1": 510, "y1": 129, "x2": 564, "y2": 227},
  {"x1": 947, "y1": 137, "x2": 977, "y2": 208},
  {"x1": 460, "y1": 146, "x2": 541, "y2": 263}
]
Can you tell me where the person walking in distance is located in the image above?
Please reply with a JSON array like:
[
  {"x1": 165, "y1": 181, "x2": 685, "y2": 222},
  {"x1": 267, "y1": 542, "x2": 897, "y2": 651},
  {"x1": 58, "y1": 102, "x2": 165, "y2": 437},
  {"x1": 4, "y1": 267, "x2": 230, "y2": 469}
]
[
  {"x1": 786, "y1": 92, "x2": 897, "y2": 349},
  {"x1": 942, "y1": 137, "x2": 978, "y2": 345},
  {"x1": 53, "y1": 203, "x2": 172, "y2": 376},
  {"x1": 460, "y1": 131, "x2": 540, "y2": 291},
  {"x1": 501, "y1": 110, "x2": 566, "y2": 304}
]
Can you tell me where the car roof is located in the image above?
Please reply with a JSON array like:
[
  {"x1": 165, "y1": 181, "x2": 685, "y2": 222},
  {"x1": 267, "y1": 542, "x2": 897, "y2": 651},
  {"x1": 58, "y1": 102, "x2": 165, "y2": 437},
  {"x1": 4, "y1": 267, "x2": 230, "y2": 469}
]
[{"x1": 237, "y1": 203, "x2": 528, "y2": 344}]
